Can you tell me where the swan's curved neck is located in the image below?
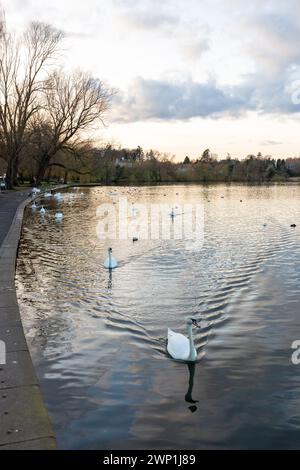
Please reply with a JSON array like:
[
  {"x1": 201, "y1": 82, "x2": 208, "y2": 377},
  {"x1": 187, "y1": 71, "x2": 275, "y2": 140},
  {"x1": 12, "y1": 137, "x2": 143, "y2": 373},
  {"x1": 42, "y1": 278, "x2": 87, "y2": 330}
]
[{"x1": 187, "y1": 323, "x2": 196, "y2": 361}]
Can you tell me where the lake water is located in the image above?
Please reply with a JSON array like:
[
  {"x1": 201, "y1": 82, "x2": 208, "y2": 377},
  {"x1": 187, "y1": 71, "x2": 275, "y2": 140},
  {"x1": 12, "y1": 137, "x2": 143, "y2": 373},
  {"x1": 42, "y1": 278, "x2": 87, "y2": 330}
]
[{"x1": 15, "y1": 184, "x2": 300, "y2": 449}]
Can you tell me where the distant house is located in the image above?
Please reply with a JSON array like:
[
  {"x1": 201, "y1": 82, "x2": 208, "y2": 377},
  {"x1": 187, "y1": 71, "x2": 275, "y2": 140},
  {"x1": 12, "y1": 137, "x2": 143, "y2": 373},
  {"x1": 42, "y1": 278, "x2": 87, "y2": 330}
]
[
  {"x1": 115, "y1": 157, "x2": 133, "y2": 168},
  {"x1": 177, "y1": 164, "x2": 191, "y2": 173}
]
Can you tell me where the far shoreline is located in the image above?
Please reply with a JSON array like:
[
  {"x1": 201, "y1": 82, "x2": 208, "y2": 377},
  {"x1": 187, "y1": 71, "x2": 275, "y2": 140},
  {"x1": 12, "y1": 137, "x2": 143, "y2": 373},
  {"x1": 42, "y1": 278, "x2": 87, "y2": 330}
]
[
  {"x1": 4, "y1": 178, "x2": 300, "y2": 195},
  {"x1": 67, "y1": 179, "x2": 300, "y2": 187}
]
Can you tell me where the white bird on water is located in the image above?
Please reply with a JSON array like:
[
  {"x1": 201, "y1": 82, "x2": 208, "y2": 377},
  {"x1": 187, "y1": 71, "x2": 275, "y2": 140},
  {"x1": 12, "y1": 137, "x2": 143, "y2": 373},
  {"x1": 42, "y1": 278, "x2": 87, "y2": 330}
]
[
  {"x1": 131, "y1": 203, "x2": 138, "y2": 217},
  {"x1": 40, "y1": 206, "x2": 46, "y2": 215},
  {"x1": 104, "y1": 247, "x2": 118, "y2": 269},
  {"x1": 32, "y1": 188, "x2": 40, "y2": 195},
  {"x1": 167, "y1": 318, "x2": 201, "y2": 362},
  {"x1": 55, "y1": 212, "x2": 63, "y2": 221}
]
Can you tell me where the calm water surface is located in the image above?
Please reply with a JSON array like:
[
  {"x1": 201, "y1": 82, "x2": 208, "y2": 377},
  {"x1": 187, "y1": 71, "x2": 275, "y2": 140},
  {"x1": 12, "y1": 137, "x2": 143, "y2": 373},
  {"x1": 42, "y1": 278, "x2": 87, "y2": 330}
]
[{"x1": 15, "y1": 184, "x2": 300, "y2": 449}]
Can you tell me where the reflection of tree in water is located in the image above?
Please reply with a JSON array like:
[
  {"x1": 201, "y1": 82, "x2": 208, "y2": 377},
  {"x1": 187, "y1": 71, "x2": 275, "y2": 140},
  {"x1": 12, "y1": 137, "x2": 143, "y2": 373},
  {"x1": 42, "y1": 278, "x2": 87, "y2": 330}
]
[{"x1": 185, "y1": 363, "x2": 199, "y2": 413}]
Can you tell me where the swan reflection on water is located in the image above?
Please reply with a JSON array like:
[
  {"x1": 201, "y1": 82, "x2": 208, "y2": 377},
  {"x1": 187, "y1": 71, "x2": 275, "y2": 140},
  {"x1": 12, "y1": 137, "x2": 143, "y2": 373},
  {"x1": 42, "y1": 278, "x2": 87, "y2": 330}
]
[
  {"x1": 185, "y1": 362, "x2": 199, "y2": 413},
  {"x1": 107, "y1": 269, "x2": 113, "y2": 290},
  {"x1": 106, "y1": 270, "x2": 200, "y2": 412}
]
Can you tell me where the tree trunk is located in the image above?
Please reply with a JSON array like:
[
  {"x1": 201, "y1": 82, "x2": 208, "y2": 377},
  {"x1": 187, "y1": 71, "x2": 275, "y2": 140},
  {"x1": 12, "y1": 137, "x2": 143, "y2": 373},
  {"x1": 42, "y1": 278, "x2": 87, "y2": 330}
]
[
  {"x1": 5, "y1": 159, "x2": 15, "y2": 189},
  {"x1": 63, "y1": 170, "x2": 68, "y2": 184},
  {"x1": 13, "y1": 157, "x2": 19, "y2": 186},
  {"x1": 36, "y1": 154, "x2": 51, "y2": 185}
]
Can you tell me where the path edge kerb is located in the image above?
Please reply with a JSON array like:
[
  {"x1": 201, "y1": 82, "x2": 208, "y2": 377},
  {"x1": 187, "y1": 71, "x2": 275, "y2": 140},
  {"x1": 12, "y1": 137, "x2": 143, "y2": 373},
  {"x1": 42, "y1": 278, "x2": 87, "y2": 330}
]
[
  {"x1": 0, "y1": 195, "x2": 31, "y2": 261},
  {"x1": 0, "y1": 194, "x2": 57, "y2": 450}
]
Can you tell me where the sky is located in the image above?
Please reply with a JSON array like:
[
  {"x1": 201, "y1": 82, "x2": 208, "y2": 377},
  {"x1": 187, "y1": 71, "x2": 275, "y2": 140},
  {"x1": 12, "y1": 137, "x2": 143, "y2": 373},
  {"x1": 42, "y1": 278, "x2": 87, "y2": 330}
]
[{"x1": 2, "y1": 0, "x2": 300, "y2": 161}]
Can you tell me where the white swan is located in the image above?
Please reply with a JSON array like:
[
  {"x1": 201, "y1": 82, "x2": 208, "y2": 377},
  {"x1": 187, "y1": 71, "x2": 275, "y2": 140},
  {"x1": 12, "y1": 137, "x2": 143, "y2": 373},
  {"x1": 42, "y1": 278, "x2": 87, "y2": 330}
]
[
  {"x1": 131, "y1": 203, "x2": 138, "y2": 216},
  {"x1": 31, "y1": 188, "x2": 40, "y2": 196},
  {"x1": 44, "y1": 192, "x2": 52, "y2": 198},
  {"x1": 54, "y1": 192, "x2": 63, "y2": 200},
  {"x1": 31, "y1": 201, "x2": 37, "y2": 210},
  {"x1": 55, "y1": 212, "x2": 63, "y2": 220},
  {"x1": 167, "y1": 318, "x2": 200, "y2": 362},
  {"x1": 40, "y1": 206, "x2": 46, "y2": 215},
  {"x1": 104, "y1": 247, "x2": 118, "y2": 269}
]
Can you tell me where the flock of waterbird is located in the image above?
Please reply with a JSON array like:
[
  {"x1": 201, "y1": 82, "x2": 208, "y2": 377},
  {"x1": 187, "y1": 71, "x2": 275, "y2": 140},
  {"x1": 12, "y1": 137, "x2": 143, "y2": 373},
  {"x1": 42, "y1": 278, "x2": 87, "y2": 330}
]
[
  {"x1": 101, "y1": 189, "x2": 202, "y2": 362},
  {"x1": 101, "y1": 188, "x2": 298, "y2": 361},
  {"x1": 29, "y1": 187, "x2": 297, "y2": 363},
  {"x1": 31, "y1": 186, "x2": 202, "y2": 362},
  {"x1": 31, "y1": 188, "x2": 66, "y2": 220}
]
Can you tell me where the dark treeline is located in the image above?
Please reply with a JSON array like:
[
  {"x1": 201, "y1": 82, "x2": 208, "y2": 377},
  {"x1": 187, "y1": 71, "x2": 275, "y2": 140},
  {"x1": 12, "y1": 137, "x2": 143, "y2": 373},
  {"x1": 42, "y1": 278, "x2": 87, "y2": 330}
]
[
  {"x1": 2, "y1": 133, "x2": 300, "y2": 186},
  {"x1": 57, "y1": 146, "x2": 298, "y2": 185}
]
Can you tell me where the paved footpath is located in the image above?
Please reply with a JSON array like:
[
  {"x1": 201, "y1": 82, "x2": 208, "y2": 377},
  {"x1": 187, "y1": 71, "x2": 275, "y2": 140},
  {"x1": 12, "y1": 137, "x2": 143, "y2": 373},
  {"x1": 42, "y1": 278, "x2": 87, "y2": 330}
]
[
  {"x1": 0, "y1": 189, "x2": 56, "y2": 450},
  {"x1": 0, "y1": 190, "x2": 30, "y2": 245}
]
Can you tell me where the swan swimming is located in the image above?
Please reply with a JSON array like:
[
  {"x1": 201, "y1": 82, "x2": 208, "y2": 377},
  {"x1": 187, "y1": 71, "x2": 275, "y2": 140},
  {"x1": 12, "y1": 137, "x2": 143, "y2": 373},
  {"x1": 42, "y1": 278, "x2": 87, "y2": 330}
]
[
  {"x1": 170, "y1": 208, "x2": 176, "y2": 218},
  {"x1": 40, "y1": 206, "x2": 46, "y2": 215},
  {"x1": 54, "y1": 192, "x2": 63, "y2": 200},
  {"x1": 31, "y1": 201, "x2": 37, "y2": 210},
  {"x1": 131, "y1": 203, "x2": 138, "y2": 216},
  {"x1": 31, "y1": 188, "x2": 40, "y2": 197},
  {"x1": 55, "y1": 212, "x2": 63, "y2": 220},
  {"x1": 44, "y1": 192, "x2": 52, "y2": 198},
  {"x1": 104, "y1": 247, "x2": 118, "y2": 269},
  {"x1": 32, "y1": 187, "x2": 40, "y2": 193},
  {"x1": 167, "y1": 318, "x2": 200, "y2": 362}
]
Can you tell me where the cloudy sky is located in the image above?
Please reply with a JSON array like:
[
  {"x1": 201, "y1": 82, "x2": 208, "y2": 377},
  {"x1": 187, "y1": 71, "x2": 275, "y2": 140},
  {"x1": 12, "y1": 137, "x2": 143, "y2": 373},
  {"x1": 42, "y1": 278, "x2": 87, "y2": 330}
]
[{"x1": 3, "y1": 0, "x2": 300, "y2": 160}]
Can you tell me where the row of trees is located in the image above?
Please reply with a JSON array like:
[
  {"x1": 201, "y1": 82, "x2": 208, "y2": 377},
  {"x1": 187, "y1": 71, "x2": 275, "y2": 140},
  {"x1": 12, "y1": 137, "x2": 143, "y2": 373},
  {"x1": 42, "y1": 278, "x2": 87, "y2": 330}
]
[
  {"x1": 66, "y1": 146, "x2": 291, "y2": 185},
  {"x1": 9, "y1": 136, "x2": 293, "y2": 185},
  {"x1": 0, "y1": 15, "x2": 112, "y2": 188}
]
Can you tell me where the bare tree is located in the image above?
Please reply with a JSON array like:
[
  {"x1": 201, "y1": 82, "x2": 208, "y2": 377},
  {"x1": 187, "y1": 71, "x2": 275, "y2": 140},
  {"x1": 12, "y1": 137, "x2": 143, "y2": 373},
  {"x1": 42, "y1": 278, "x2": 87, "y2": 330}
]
[
  {"x1": 0, "y1": 18, "x2": 62, "y2": 187},
  {"x1": 33, "y1": 69, "x2": 113, "y2": 183}
]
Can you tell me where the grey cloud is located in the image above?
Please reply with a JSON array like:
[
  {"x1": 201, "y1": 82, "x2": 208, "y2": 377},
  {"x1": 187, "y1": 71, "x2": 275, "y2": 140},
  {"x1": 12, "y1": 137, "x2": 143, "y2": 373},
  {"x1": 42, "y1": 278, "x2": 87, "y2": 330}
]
[
  {"x1": 111, "y1": 70, "x2": 300, "y2": 123},
  {"x1": 122, "y1": 11, "x2": 179, "y2": 30},
  {"x1": 114, "y1": 0, "x2": 210, "y2": 60},
  {"x1": 261, "y1": 141, "x2": 283, "y2": 146},
  {"x1": 179, "y1": 38, "x2": 210, "y2": 60},
  {"x1": 111, "y1": 77, "x2": 255, "y2": 122},
  {"x1": 63, "y1": 30, "x2": 93, "y2": 39},
  {"x1": 249, "y1": 68, "x2": 300, "y2": 115},
  {"x1": 241, "y1": 9, "x2": 300, "y2": 76},
  {"x1": 113, "y1": 0, "x2": 177, "y2": 27}
]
